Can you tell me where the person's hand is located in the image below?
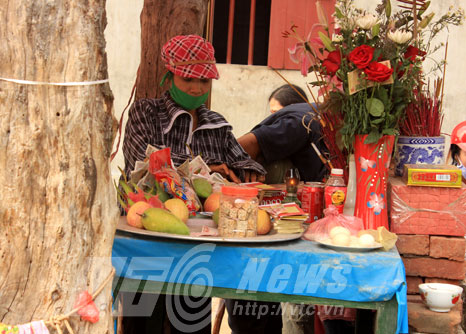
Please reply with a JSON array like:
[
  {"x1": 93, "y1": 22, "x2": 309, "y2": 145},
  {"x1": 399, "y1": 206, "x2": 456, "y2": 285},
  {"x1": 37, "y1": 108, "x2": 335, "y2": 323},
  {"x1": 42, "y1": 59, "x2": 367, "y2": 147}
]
[
  {"x1": 208, "y1": 164, "x2": 241, "y2": 183},
  {"x1": 244, "y1": 170, "x2": 265, "y2": 183}
]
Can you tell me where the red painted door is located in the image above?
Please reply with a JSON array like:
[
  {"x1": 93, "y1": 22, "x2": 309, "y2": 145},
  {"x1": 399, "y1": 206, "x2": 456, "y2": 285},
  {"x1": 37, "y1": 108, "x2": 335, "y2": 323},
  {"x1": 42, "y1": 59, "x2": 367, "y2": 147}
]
[{"x1": 268, "y1": 0, "x2": 336, "y2": 69}]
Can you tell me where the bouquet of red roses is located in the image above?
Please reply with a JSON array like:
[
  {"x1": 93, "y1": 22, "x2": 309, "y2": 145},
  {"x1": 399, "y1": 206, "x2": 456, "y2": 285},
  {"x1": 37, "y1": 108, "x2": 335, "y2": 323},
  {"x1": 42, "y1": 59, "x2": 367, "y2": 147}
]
[{"x1": 284, "y1": 0, "x2": 463, "y2": 150}]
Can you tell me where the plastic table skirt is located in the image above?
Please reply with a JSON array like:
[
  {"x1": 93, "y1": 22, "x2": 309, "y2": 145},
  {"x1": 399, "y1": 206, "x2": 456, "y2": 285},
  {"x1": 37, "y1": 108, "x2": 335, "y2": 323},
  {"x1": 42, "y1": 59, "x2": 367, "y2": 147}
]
[{"x1": 112, "y1": 230, "x2": 408, "y2": 334}]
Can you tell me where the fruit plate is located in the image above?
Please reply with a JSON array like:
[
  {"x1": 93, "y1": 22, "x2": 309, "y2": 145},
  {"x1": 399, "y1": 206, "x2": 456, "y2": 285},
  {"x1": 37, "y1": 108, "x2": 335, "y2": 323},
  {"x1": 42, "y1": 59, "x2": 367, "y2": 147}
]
[
  {"x1": 315, "y1": 240, "x2": 383, "y2": 252},
  {"x1": 117, "y1": 216, "x2": 303, "y2": 243}
]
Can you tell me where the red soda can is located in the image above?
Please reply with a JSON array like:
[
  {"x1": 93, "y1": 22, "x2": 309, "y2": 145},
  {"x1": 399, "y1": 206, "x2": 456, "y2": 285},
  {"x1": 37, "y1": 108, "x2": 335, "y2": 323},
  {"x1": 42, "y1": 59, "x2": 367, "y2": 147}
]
[
  {"x1": 301, "y1": 182, "x2": 325, "y2": 223},
  {"x1": 297, "y1": 185, "x2": 303, "y2": 203}
]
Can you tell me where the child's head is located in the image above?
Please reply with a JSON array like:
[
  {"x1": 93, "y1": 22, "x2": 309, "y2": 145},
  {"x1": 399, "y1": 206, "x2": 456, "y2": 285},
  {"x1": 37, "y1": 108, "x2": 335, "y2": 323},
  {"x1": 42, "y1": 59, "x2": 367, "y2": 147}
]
[
  {"x1": 451, "y1": 121, "x2": 466, "y2": 151},
  {"x1": 451, "y1": 144, "x2": 463, "y2": 165},
  {"x1": 450, "y1": 121, "x2": 466, "y2": 170}
]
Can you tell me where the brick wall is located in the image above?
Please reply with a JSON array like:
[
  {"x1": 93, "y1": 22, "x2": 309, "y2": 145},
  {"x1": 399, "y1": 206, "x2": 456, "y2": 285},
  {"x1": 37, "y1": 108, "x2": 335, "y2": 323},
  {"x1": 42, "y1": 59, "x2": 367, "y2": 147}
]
[
  {"x1": 396, "y1": 232, "x2": 466, "y2": 333},
  {"x1": 389, "y1": 178, "x2": 466, "y2": 333}
]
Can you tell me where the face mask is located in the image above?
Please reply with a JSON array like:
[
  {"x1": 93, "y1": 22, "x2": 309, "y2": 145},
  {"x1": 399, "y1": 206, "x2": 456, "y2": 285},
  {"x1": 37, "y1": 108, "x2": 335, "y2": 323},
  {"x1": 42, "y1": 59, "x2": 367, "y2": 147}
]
[{"x1": 169, "y1": 81, "x2": 209, "y2": 111}]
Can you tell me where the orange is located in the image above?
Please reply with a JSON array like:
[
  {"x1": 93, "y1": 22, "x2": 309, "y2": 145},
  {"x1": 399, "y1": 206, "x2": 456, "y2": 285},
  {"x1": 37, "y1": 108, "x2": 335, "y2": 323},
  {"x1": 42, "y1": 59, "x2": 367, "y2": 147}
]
[{"x1": 127, "y1": 201, "x2": 153, "y2": 228}]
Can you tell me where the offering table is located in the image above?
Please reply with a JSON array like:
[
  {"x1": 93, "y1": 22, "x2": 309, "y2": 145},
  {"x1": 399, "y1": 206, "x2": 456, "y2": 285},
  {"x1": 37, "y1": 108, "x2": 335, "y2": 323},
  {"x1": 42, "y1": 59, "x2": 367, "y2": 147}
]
[{"x1": 112, "y1": 228, "x2": 408, "y2": 334}]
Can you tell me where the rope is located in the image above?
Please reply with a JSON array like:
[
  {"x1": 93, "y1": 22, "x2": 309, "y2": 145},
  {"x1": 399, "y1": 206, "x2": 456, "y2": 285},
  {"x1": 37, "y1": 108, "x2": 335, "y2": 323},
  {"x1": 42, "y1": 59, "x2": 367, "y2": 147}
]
[
  {"x1": 0, "y1": 77, "x2": 109, "y2": 86},
  {"x1": 44, "y1": 267, "x2": 116, "y2": 333}
]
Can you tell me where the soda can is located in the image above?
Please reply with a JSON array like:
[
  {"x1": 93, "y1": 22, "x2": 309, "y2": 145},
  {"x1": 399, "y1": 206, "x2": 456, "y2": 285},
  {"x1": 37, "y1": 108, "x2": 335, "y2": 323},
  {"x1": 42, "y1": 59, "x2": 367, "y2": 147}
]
[
  {"x1": 297, "y1": 185, "x2": 303, "y2": 202},
  {"x1": 301, "y1": 182, "x2": 325, "y2": 223}
]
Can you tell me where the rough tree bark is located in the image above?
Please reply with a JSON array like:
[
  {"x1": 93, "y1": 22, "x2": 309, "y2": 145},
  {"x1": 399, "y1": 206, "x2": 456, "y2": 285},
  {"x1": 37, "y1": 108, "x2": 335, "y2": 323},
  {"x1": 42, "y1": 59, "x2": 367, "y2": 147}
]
[
  {"x1": 136, "y1": 0, "x2": 209, "y2": 100},
  {"x1": 0, "y1": 1, "x2": 119, "y2": 333}
]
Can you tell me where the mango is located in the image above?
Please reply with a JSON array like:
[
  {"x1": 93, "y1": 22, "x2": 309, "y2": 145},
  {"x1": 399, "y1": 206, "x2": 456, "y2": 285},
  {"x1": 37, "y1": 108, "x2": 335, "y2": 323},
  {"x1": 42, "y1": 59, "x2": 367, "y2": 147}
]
[
  {"x1": 164, "y1": 198, "x2": 189, "y2": 223},
  {"x1": 141, "y1": 208, "x2": 190, "y2": 235},
  {"x1": 212, "y1": 208, "x2": 219, "y2": 226},
  {"x1": 192, "y1": 178, "x2": 212, "y2": 198},
  {"x1": 257, "y1": 209, "x2": 272, "y2": 235}
]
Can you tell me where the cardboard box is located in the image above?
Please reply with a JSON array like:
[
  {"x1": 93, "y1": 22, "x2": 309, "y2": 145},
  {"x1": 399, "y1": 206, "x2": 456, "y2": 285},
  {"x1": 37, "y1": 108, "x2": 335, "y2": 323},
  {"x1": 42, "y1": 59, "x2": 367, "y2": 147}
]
[
  {"x1": 403, "y1": 164, "x2": 462, "y2": 188},
  {"x1": 389, "y1": 177, "x2": 466, "y2": 236}
]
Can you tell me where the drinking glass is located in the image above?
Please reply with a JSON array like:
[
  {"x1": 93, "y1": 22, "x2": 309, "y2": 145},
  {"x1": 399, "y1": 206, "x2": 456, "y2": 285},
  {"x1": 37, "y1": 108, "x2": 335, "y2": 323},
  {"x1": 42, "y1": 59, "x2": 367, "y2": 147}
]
[{"x1": 284, "y1": 168, "x2": 300, "y2": 194}]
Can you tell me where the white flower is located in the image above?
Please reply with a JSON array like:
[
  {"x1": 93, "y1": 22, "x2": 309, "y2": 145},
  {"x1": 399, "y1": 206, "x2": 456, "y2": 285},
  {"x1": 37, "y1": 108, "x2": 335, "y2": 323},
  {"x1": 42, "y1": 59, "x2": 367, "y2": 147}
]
[
  {"x1": 332, "y1": 34, "x2": 344, "y2": 42},
  {"x1": 356, "y1": 14, "x2": 378, "y2": 30},
  {"x1": 387, "y1": 30, "x2": 412, "y2": 44}
]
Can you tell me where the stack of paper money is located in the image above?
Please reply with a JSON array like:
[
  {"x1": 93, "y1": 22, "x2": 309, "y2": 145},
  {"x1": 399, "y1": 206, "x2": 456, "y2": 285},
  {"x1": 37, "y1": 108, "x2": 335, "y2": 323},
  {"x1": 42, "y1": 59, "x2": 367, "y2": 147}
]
[
  {"x1": 273, "y1": 216, "x2": 307, "y2": 233},
  {"x1": 260, "y1": 202, "x2": 308, "y2": 234}
]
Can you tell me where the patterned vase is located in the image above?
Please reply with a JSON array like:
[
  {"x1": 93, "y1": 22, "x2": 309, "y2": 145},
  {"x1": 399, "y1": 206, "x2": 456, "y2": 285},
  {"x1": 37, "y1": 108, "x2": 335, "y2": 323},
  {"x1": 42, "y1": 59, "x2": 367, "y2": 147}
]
[
  {"x1": 394, "y1": 136, "x2": 445, "y2": 176},
  {"x1": 354, "y1": 134, "x2": 395, "y2": 230}
]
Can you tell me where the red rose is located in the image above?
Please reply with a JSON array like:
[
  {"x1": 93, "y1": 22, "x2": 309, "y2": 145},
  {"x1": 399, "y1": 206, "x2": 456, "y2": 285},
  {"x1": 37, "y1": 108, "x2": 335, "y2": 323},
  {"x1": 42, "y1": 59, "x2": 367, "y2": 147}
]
[
  {"x1": 348, "y1": 45, "x2": 374, "y2": 69},
  {"x1": 322, "y1": 50, "x2": 341, "y2": 76},
  {"x1": 404, "y1": 45, "x2": 426, "y2": 62},
  {"x1": 364, "y1": 62, "x2": 394, "y2": 82}
]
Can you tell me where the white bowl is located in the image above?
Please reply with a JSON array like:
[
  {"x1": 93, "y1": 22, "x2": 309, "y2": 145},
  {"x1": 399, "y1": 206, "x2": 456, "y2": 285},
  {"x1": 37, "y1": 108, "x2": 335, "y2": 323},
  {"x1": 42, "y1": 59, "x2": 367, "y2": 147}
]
[{"x1": 418, "y1": 283, "x2": 463, "y2": 312}]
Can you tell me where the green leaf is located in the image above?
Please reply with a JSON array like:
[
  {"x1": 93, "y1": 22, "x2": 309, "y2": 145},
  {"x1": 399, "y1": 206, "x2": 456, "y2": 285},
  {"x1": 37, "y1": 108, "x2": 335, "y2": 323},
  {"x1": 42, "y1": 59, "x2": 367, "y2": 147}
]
[
  {"x1": 308, "y1": 65, "x2": 322, "y2": 72},
  {"x1": 117, "y1": 196, "x2": 128, "y2": 211},
  {"x1": 365, "y1": 130, "x2": 382, "y2": 144},
  {"x1": 395, "y1": 103, "x2": 407, "y2": 114},
  {"x1": 372, "y1": 49, "x2": 382, "y2": 63},
  {"x1": 382, "y1": 128, "x2": 397, "y2": 136},
  {"x1": 371, "y1": 118, "x2": 385, "y2": 125},
  {"x1": 318, "y1": 31, "x2": 335, "y2": 52},
  {"x1": 309, "y1": 80, "x2": 328, "y2": 87},
  {"x1": 119, "y1": 179, "x2": 132, "y2": 194},
  {"x1": 366, "y1": 98, "x2": 385, "y2": 117},
  {"x1": 419, "y1": 13, "x2": 435, "y2": 29},
  {"x1": 385, "y1": 0, "x2": 391, "y2": 18},
  {"x1": 335, "y1": 6, "x2": 344, "y2": 19},
  {"x1": 118, "y1": 166, "x2": 128, "y2": 183},
  {"x1": 376, "y1": 87, "x2": 389, "y2": 106},
  {"x1": 372, "y1": 24, "x2": 380, "y2": 37}
]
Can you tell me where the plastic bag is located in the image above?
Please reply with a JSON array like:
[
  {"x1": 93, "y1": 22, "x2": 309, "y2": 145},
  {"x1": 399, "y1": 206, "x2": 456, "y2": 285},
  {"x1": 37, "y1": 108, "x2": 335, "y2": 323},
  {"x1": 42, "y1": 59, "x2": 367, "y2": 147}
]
[
  {"x1": 303, "y1": 205, "x2": 364, "y2": 243},
  {"x1": 149, "y1": 148, "x2": 201, "y2": 213},
  {"x1": 74, "y1": 291, "x2": 99, "y2": 323}
]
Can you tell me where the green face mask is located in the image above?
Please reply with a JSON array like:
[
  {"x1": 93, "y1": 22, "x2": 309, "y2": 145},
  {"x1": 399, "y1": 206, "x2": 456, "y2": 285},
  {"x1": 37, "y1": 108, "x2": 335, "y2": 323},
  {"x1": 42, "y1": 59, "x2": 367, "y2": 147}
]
[{"x1": 169, "y1": 81, "x2": 209, "y2": 111}]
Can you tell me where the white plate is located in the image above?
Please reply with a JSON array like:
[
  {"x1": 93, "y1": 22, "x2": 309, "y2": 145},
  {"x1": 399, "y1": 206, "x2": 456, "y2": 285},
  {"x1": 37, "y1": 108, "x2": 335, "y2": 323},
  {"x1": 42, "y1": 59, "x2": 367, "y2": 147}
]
[
  {"x1": 315, "y1": 240, "x2": 383, "y2": 252},
  {"x1": 117, "y1": 216, "x2": 303, "y2": 243}
]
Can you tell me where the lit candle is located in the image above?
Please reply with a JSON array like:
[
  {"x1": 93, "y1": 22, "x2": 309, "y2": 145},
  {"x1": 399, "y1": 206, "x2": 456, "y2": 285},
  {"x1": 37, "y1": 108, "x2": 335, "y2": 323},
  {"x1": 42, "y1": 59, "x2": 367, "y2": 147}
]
[{"x1": 285, "y1": 168, "x2": 300, "y2": 194}]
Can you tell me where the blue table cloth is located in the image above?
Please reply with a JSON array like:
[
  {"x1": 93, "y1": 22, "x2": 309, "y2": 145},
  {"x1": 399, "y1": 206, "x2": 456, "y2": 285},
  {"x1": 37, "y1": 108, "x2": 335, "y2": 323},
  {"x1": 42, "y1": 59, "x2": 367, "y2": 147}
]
[{"x1": 112, "y1": 233, "x2": 408, "y2": 333}]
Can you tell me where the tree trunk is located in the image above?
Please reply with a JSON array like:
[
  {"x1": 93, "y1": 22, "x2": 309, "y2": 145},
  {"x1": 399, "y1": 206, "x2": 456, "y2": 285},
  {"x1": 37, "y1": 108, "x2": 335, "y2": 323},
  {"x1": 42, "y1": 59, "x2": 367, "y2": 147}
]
[
  {"x1": 0, "y1": 1, "x2": 119, "y2": 333},
  {"x1": 136, "y1": 0, "x2": 209, "y2": 100}
]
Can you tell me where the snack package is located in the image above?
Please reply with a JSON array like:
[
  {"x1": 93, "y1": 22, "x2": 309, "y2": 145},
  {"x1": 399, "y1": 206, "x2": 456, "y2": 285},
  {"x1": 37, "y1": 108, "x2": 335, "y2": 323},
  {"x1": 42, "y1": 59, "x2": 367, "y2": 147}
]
[
  {"x1": 149, "y1": 148, "x2": 202, "y2": 213},
  {"x1": 303, "y1": 205, "x2": 364, "y2": 243}
]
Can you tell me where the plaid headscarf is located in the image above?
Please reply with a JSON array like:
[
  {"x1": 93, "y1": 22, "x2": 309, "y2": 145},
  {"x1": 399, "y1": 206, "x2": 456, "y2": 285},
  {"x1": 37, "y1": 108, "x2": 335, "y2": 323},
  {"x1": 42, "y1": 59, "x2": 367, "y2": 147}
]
[{"x1": 161, "y1": 35, "x2": 219, "y2": 80}]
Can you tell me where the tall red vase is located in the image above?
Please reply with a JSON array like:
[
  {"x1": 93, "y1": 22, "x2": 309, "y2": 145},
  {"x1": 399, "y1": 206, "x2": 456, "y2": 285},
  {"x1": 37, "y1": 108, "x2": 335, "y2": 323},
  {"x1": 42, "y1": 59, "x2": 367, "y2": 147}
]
[{"x1": 353, "y1": 134, "x2": 395, "y2": 230}]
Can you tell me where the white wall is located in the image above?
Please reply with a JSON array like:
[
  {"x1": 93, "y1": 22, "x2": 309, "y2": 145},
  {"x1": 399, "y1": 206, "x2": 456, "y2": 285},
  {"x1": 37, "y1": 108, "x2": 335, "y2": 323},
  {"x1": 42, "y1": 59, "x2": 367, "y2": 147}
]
[
  {"x1": 105, "y1": 0, "x2": 466, "y2": 179},
  {"x1": 211, "y1": 64, "x2": 319, "y2": 137},
  {"x1": 105, "y1": 0, "x2": 143, "y2": 179}
]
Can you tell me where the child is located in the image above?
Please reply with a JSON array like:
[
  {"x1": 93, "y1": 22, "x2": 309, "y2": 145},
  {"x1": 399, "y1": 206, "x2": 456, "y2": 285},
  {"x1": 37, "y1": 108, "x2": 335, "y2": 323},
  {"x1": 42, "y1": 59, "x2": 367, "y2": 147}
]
[{"x1": 449, "y1": 120, "x2": 466, "y2": 182}]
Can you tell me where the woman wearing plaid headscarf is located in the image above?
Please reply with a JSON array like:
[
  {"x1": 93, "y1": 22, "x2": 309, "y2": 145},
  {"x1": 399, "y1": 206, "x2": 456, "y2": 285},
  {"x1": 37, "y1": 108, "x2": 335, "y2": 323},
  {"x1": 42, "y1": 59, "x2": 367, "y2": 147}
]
[
  {"x1": 121, "y1": 34, "x2": 266, "y2": 334},
  {"x1": 123, "y1": 34, "x2": 266, "y2": 183}
]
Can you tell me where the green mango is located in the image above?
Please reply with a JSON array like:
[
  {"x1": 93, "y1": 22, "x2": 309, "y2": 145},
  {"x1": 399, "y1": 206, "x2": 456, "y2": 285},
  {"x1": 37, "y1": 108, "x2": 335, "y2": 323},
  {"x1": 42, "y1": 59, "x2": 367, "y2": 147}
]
[
  {"x1": 192, "y1": 178, "x2": 212, "y2": 198},
  {"x1": 212, "y1": 208, "x2": 219, "y2": 226},
  {"x1": 141, "y1": 208, "x2": 190, "y2": 235}
]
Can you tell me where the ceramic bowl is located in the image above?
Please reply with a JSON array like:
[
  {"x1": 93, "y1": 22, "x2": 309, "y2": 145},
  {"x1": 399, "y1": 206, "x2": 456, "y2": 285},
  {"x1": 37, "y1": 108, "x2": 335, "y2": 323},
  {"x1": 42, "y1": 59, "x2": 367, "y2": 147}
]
[{"x1": 418, "y1": 283, "x2": 463, "y2": 312}]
